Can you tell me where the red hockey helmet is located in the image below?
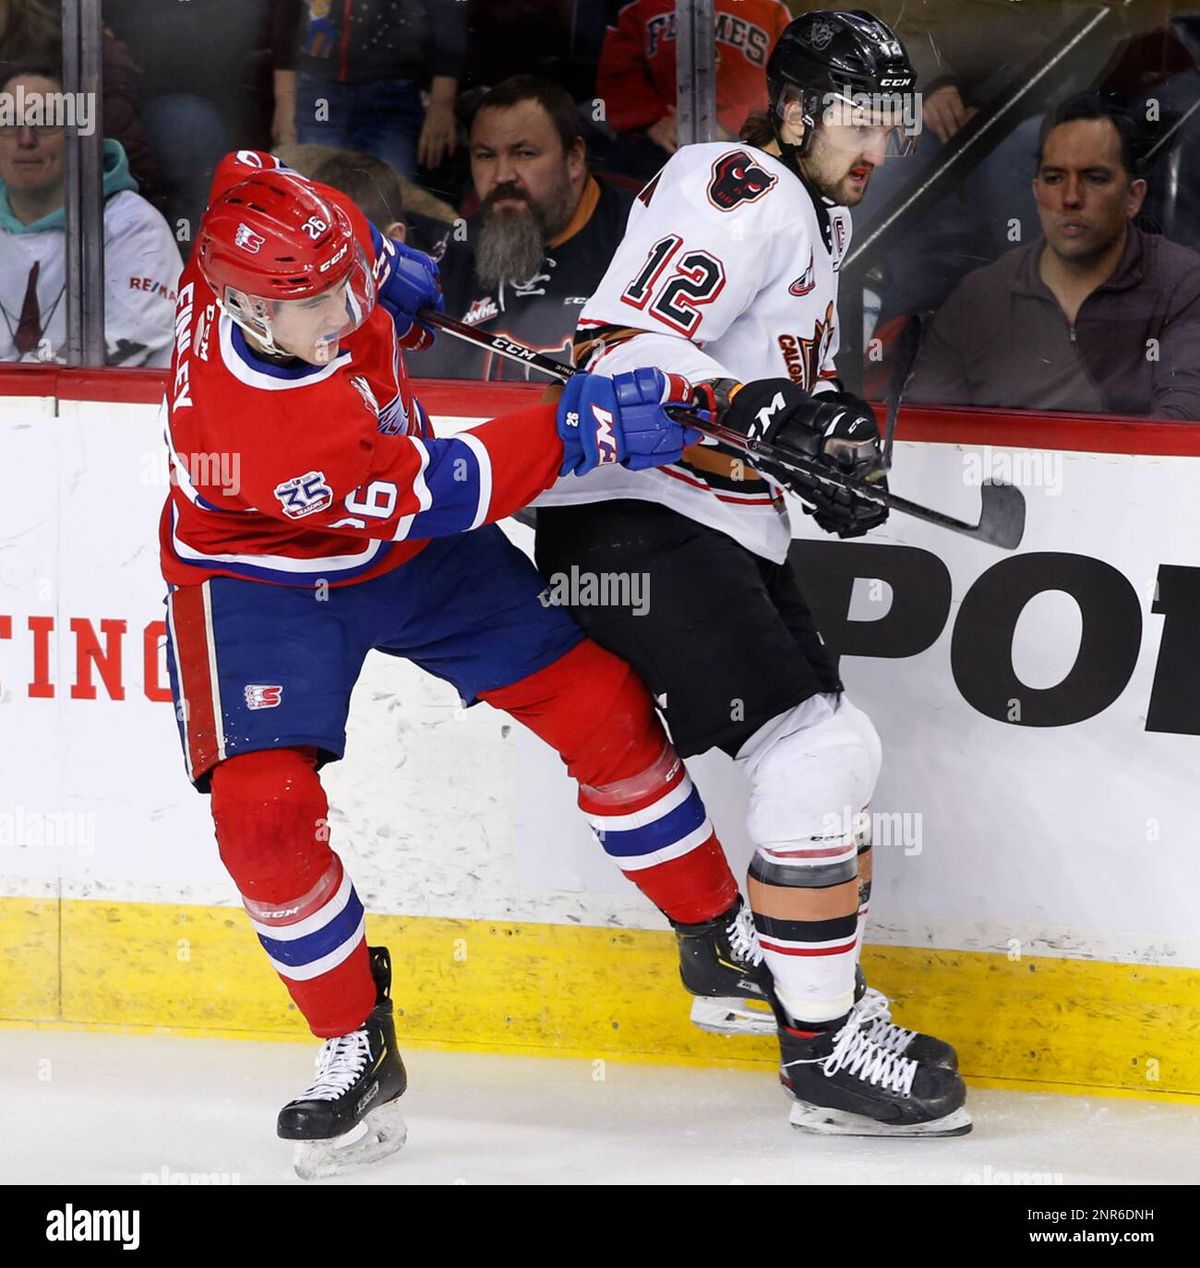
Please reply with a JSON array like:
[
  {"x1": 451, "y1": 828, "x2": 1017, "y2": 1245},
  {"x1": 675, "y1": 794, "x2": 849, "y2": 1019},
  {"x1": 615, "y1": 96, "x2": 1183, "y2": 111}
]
[{"x1": 196, "y1": 169, "x2": 376, "y2": 363}]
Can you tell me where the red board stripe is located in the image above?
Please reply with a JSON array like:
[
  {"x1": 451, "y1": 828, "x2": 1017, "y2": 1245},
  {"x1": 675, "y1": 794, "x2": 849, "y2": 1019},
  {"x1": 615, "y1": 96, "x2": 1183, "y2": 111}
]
[
  {"x1": 0, "y1": 366, "x2": 165, "y2": 404},
  {"x1": 4, "y1": 368, "x2": 1200, "y2": 456}
]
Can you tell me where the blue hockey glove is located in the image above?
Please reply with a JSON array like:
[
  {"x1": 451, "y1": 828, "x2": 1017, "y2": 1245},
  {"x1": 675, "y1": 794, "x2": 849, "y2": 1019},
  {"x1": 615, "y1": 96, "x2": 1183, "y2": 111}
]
[
  {"x1": 556, "y1": 368, "x2": 701, "y2": 477},
  {"x1": 371, "y1": 228, "x2": 443, "y2": 350}
]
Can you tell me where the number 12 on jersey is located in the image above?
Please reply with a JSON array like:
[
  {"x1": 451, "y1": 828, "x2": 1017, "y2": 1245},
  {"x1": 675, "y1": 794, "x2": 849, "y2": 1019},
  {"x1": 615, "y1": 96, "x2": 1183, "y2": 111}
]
[{"x1": 621, "y1": 235, "x2": 726, "y2": 337}]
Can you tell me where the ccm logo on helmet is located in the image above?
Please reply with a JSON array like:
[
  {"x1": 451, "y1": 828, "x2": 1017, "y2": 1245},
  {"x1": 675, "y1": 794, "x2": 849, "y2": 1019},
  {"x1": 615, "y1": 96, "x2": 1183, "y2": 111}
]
[
  {"x1": 319, "y1": 242, "x2": 349, "y2": 273},
  {"x1": 234, "y1": 223, "x2": 265, "y2": 254}
]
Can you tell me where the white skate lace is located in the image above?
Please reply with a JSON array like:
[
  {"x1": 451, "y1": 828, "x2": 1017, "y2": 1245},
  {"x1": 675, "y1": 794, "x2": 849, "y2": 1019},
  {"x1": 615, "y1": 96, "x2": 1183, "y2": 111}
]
[
  {"x1": 854, "y1": 986, "x2": 918, "y2": 1056},
  {"x1": 726, "y1": 903, "x2": 765, "y2": 968},
  {"x1": 298, "y1": 1028, "x2": 374, "y2": 1101},
  {"x1": 785, "y1": 1013, "x2": 919, "y2": 1096}
]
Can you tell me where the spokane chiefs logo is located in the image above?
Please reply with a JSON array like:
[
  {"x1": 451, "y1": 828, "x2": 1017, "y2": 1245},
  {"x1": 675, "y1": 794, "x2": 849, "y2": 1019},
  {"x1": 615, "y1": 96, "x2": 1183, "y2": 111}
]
[
  {"x1": 273, "y1": 470, "x2": 333, "y2": 518},
  {"x1": 244, "y1": 684, "x2": 283, "y2": 710},
  {"x1": 707, "y1": 150, "x2": 777, "y2": 211},
  {"x1": 234, "y1": 223, "x2": 266, "y2": 253}
]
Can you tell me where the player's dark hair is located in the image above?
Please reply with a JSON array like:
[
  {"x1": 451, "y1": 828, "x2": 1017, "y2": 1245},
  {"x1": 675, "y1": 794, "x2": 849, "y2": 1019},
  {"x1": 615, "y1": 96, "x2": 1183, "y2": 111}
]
[
  {"x1": 1036, "y1": 93, "x2": 1143, "y2": 178},
  {"x1": 740, "y1": 111, "x2": 774, "y2": 147},
  {"x1": 475, "y1": 74, "x2": 583, "y2": 154},
  {"x1": 311, "y1": 150, "x2": 406, "y2": 230}
]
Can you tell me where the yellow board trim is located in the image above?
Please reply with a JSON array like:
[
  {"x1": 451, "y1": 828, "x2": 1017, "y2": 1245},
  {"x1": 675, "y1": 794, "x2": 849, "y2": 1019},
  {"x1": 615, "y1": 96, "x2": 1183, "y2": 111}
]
[{"x1": 2, "y1": 897, "x2": 1198, "y2": 1100}]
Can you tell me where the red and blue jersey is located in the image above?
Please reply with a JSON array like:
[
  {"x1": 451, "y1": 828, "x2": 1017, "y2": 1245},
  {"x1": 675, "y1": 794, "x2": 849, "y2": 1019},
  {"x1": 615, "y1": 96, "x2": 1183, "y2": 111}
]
[{"x1": 160, "y1": 150, "x2": 564, "y2": 589}]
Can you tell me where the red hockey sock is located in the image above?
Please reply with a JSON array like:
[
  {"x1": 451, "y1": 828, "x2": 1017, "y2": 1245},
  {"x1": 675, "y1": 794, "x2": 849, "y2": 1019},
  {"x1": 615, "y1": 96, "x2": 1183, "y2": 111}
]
[
  {"x1": 480, "y1": 640, "x2": 738, "y2": 923},
  {"x1": 210, "y1": 747, "x2": 375, "y2": 1038}
]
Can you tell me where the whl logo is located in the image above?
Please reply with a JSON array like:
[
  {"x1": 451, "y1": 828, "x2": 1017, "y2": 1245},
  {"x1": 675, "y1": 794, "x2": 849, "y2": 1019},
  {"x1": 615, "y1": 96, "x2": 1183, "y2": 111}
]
[{"x1": 463, "y1": 296, "x2": 499, "y2": 325}]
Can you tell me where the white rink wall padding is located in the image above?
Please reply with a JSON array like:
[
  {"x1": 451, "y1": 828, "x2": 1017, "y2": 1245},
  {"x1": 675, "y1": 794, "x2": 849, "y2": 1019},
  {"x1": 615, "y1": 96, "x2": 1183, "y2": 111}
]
[{"x1": 1, "y1": 370, "x2": 1199, "y2": 1096}]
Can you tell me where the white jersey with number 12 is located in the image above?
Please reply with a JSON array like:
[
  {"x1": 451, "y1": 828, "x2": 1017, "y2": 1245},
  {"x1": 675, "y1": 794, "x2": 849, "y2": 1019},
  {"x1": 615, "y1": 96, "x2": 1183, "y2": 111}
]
[{"x1": 534, "y1": 141, "x2": 852, "y2": 564}]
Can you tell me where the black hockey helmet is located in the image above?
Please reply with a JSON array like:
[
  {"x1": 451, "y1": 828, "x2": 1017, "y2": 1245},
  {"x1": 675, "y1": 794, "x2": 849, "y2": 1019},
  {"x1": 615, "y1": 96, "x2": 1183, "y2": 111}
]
[{"x1": 767, "y1": 11, "x2": 918, "y2": 157}]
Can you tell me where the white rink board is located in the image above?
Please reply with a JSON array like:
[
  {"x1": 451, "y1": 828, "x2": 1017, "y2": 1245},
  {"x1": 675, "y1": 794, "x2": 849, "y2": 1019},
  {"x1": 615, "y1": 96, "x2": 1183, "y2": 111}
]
[{"x1": 1, "y1": 396, "x2": 1198, "y2": 966}]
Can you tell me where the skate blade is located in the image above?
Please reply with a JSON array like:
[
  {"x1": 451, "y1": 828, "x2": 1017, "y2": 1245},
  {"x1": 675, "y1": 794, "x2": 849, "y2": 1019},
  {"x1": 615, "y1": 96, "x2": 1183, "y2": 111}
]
[
  {"x1": 690, "y1": 996, "x2": 776, "y2": 1036},
  {"x1": 293, "y1": 1099, "x2": 409, "y2": 1180},
  {"x1": 788, "y1": 1101, "x2": 973, "y2": 1138}
]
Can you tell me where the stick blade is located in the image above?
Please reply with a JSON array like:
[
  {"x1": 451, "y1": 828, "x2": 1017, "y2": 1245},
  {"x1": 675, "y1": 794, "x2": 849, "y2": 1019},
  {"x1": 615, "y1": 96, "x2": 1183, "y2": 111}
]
[{"x1": 978, "y1": 480, "x2": 1026, "y2": 550}]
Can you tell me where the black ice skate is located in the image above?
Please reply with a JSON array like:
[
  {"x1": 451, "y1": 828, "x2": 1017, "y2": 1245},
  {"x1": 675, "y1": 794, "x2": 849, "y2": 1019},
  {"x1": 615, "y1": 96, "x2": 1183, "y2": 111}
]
[
  {"x1": 673, "y1": 895, "x2": 779, "y2": 1035},
  {"x1": 779, "y1": 1011, "x2": 972, "y2": 1137},
  {"x1": 277, "y1": 945, "x2": 409, "y2": 1180},
  {"x1": 854, "y1": 973, "x2": 959, "y2": 1071}
]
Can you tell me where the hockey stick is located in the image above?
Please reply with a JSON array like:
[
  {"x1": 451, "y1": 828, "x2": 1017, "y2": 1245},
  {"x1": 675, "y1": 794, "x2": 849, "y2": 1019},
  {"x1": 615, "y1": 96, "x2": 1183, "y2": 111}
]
[
  {"x1": 871, "y1": 312, "x2": 923, "y2": 480},
  {"x1": 417, "y1": 309, "x2": 1026, "y2": 550}
]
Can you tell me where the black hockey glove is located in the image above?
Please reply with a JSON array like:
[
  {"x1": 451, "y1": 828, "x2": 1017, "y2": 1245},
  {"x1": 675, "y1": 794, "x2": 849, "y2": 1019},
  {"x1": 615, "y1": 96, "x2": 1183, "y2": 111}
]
[
  {"x1": 705, "y1": 379, "x2": 889, "y2": 538},
  {"x1": 795, "y1": 467, "x2": 890, "y2": 539}
]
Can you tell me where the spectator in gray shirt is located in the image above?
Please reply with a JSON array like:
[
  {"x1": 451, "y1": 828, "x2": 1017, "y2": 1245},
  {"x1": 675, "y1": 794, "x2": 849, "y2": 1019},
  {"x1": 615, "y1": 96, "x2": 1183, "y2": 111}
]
[{"x1": 909, "y1": 93, "x2": 1200, "y2": 420}]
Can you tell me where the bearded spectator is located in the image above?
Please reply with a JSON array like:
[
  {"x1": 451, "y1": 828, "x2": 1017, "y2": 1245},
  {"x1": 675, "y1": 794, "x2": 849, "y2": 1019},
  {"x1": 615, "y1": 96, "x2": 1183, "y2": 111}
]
[{"x1": 411, "y1": 74, "x2": 634, "y2": 381}]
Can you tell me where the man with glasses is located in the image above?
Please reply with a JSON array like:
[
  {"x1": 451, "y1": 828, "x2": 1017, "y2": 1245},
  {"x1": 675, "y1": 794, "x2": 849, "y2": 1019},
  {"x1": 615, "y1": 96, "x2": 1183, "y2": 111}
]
[{"x1": 0, "y1": 65, "x2": 180, "y2": 365}]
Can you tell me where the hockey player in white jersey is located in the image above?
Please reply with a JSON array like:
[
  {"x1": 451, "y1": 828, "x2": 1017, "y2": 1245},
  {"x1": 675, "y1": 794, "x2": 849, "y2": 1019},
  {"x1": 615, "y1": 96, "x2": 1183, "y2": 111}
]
[{"x1": 535, "y1": 11, "x2": 970, "y2": 1135}]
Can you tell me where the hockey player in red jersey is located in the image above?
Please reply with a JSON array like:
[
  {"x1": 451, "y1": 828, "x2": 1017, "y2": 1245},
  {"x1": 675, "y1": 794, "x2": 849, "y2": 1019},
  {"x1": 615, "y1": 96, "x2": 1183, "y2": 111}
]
[
  {"x1": 534, "y1": 13, "x2": 970, "y2": 1135},
  {"x1": 161, "y1": 150, "x2": 733, "y2": 1178}
]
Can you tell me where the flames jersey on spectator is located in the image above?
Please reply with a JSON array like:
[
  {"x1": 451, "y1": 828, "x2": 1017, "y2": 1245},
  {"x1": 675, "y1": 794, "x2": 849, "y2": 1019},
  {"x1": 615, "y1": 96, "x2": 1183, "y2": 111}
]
[
  {"x1": 597, "y1": 0, "x2": 791, "y2": 139},
  {"x1": 161, "y1": 150, "x2": 563, "y2": 589},
  {"x1": 534, "y1": 141, "x2": 851, "y2": 565}
]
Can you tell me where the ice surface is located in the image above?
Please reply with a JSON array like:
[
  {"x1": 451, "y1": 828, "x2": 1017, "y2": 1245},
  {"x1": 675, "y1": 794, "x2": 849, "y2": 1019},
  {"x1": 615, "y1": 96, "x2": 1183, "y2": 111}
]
[{"x1": 6, "y1": 1030, "x2": 1199, "y2": 1185}]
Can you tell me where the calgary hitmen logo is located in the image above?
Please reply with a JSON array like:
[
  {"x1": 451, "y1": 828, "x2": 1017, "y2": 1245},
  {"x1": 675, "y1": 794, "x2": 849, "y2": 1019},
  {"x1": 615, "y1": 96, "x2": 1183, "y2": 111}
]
[{"x1": 707, "y1": 150, "x2": 777, "y2": 212}]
